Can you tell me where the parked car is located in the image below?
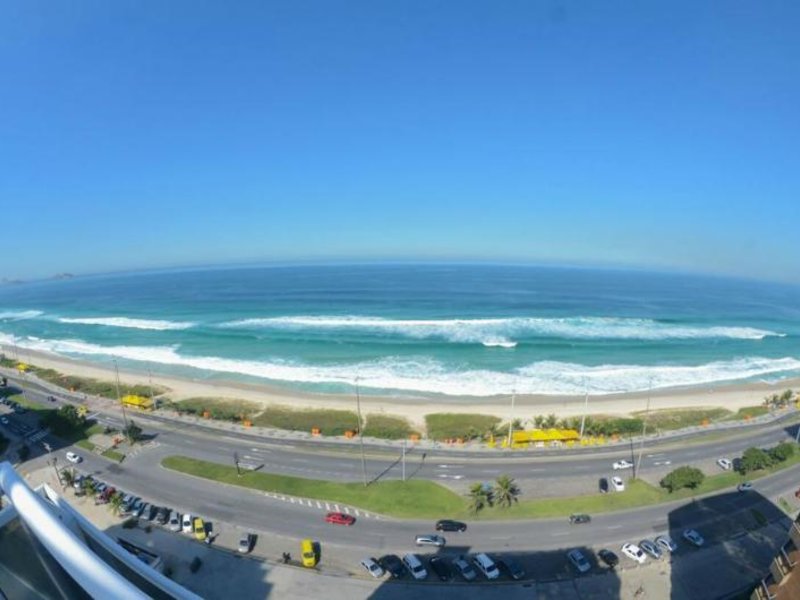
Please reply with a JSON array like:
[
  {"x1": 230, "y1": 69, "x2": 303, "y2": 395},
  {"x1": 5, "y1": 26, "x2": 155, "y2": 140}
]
[
  {"x1": 569, "y1": 514, "x2": 591, "y2": 525},
  {"x1": 193, "y1": 517, "x2": 207, "y2": 541},
  {"x1": 379, "y1": 554, "x2": 405, "y2": 578},
  {"x1": 415, "y1": 534, "x2": 446, "y2": 547},
  {"x1": 473, "y1": 553, "x2": 500, "y2": 580},
  {"x1": 598, "y1": 549, "x2": 619, "y2": 569},
  {"x1": 452, "y1": 556, "x2": 477, "y2": 581},
  {"x1": 238, "y1": 533, "x2": 256, "y2": 554},
  {"x1": 599, "y1": 477, "x2": 609, "y2": 494},
  {"x1": 639, "y1": 539, "x2": 662, "y2": 559},
  {"x1": 716, "y1": 458, "x2": 732, "y2": 470},
  {"x1": 360, "y1": 557, "x2": 384, "y2": 578},
  {"x1": 168, "y1": 511, "x2": 181, "y2": 532},
  {"x1": 301, "y1": 538, "x2": 317, "y2": 567},
  {"x1": 136, "y1": 502, "x2": 149, "y2": 519},
  {"x1": 611, "y1": 476, "x2": 625, "y2": 492},
  {"x1": 613, "y1": 460, "x2": 633, "y2": 470},
  {"x1": 621, "y1": 543, "x2": 647, "y2": 564},
  {"x1": 435, "y1": 519, "x2": 467, "y2": 532},
  {"x1": 737, "y1": 482, "x2": 753, "y2": 492},
  {"x1": 65, "y1": 451, "x2": 82, "y2": 464},
  {"x1": 428, "y1": 556, "x2": 452, "y2": 581},
  {"x1": 496, "y1": 556, "x2": 525, "y2": 580},
  {"x1": 683, "y1": 529, "x2": 704, "y2": 547},
  {"x1": 655, "y1": 535, "x2": 678, "y2": 554},
  {"x1": 567, "y1": 549, "x2": 591, "y2": 574},
  {"x1": 156, "y1": 506, "x2": 170, "y2": 525},
  {"x1": 324, "y1": 512, "x2": 355, "y2": 526},
  {"x1": 402, "y1": 553, "x2": 428, "y2": 580},
  {"x1": 182, "y1": 513, "x2": 193, "y2": 533},
  {"x1": 145, "y1": 504, "x2": 159, "y2": 521},
  {"x1": 130, "y1": 499, "x2": 144, "y2": 517}
]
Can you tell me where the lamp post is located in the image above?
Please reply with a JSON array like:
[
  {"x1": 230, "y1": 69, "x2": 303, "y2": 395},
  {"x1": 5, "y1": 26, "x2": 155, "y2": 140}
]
[
  {"x1": 579, "y1": 378, "x2": 589, "y2": 438},
  {"x1": 114, "y1": 359, "x2": 130, "y2": 441},
  {"x1": 355, "y1": 376, "x2": 367, "y2": 487},
  {"x1": 635, "y1": 378, "x2": 653, "y2": 479},
  {"x1": 506, "y1": 391, "x2": 516, "y2": 448}
]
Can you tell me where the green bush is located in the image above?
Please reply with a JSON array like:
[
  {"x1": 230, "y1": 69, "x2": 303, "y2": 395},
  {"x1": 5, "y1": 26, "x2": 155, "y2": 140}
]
[
  {"x1": 769, "y1": 441, "x2": 795, "y2": 463},
  {"x1": 739, "y1": 447, "x2": 773, "y2": 474},
  {"x1": 252, "y1": 406, "x2": 359, "y2": 436},
  {"x1": 363, "y1": 414, "x2": 418, "y2": 440},
  {"x1": 425, "y1": 413, "x2": 501, "y2": 441},
  {"x1": 171, "y1": 398, "x2": 260, "y2": 423},
  {"x1": 660, "y1": 466, "x2": 705, "y2": 492}
]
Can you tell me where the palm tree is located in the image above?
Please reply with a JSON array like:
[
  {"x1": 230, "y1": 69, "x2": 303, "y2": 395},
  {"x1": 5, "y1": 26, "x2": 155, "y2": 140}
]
[
  {"x1": 493, "y1": 474, "x2": 521, "y2": 509},
  {"x1": 84, "y1": 479, "x2": 97, "y2": 497},
  {"x1": 468, "y1": 482, "x2": 493, "y2": 514},
  {"x1": 109, "y1": 493, "x2": 124, "y2": 516},
  {"x1": 61, "y1": 468, "x2": 75, "y2": 489}
]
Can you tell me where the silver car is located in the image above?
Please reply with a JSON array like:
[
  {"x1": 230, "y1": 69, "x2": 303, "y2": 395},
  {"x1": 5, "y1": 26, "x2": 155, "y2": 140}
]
[
  {"x1": 655, "y1": 535, "x2": 678, "y2": 553},
  {"x1": 415, "y1": 534, "x2": 446, "y2": 547},
  {"x1": 639, "y1": 539, "x2": 662, "y2": 559}
]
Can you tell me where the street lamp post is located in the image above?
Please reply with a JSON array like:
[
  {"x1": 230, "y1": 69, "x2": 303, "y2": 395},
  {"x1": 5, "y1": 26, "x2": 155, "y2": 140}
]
[
  {"x1": 355, "y1": 376, "x2": 367, "y2": 487},
  {"x1": 579, "y1": 379, "x2": 589, "y2": 438},
  {"x1": 506, "y1": 391, "x2": 516, "y2": 448},
  {"x1": 114, "y1": 359, "x2": 130, "y2": 442},
  {"x1": 635, "y1": 378, "x2": 653, "y2": 479}
]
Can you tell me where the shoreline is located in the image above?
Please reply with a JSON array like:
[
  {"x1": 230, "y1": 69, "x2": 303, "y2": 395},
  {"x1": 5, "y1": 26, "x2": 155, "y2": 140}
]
[{"x1": 3, "y1": 344, "x2": 798, "y2": 429}]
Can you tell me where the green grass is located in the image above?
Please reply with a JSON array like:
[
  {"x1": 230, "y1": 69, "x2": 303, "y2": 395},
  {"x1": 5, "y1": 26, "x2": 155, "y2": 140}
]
[
  {"x1": 425, "y1": 413, "x2": 501, "y2": 441},
  {"x1": 168, "y1": 397, "x2": 261, "y2": 423},
  {"x1": 363, "y1": 414, "x2": 418, "y2": 440},
  {"x1": 733, "y1": 405, "x2": 770, "y2": 420},
  {"x1": 162, "y1": 455, "x2": 464, "y2": 518},
  {"x1": 633, "y1": 407, "x2": 732, "y2": 431},
  {"x1": 251, "y1": 406, "x2": 359, "y2": 436},
  {"x1": 102, "y1": 448, "x2": 125, "y2": 462},
  {"x1": 75, "y1": 439, "x2": 96, "y2": 452}
]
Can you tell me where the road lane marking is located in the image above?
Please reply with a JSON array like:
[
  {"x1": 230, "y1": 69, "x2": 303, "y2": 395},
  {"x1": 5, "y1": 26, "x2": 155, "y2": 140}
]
[
  {"x1": 325, "y1": 502, "x2": 331, "y2": 510},
  {"x1": 334, "y1": 504, "x2": 340, "y2": 512},
  {"x1": 316, "y1": 501, "x2": 322, "y2": 509},
  {"x1": 344, "y1": 507, "x2": 351, "y2": 514}
]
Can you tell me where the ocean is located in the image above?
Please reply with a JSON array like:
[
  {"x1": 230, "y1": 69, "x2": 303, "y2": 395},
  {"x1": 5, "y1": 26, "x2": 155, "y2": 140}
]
[{"x1": 0, "y1": 264, "x2": 799, "y2": 398}]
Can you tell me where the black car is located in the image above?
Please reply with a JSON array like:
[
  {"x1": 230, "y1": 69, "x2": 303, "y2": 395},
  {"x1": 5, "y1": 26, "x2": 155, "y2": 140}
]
[
  {"x1": 599, "y1": 478, "x2": 609, "y2": 494},
  {"x1": 569, "y1": 514, "x2": 591, "y2": 525},
  {"x1": 598, "y1": 549, "x2": 619, "y2": 569},
  {"x1": 156, "y1": 506, "x2": 170, "y2": 525},
  {"x1": 379, "y1": 554, "x2": 406, "y2": 579},
  {"x1": 435, "y1": 519, "x2": 467, "y2": 532},
  {"x1": 496, "y1": 557, "x2": 526, "y2": 580},
  {"x1": 146, "y1": 504, "x2": 159, "y2": 521},
  {"x1": 428, "y1": 556, "x2": 452, "y2": 581}
]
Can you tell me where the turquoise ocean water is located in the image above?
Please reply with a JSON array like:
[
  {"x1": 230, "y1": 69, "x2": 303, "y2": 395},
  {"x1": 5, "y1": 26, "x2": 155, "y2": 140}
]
[{"x1": 0, "y1": 264, "x2": 798, "y2": 397}]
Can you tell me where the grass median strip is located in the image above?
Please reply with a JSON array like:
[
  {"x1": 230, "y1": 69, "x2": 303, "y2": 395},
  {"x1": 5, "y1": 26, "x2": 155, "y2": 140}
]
[{"x1": 161, "y1": 455, "x2": 465, "y2": 519}]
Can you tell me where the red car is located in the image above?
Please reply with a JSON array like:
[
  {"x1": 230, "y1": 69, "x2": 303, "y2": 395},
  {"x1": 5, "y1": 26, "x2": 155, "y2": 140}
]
[{"x1": 324, "y1": 512, "x2": 356, "y2": 526}]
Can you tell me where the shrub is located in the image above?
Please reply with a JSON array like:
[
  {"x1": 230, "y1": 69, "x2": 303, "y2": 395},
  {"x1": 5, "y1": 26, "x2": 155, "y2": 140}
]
[
  {"x1": 769, "y1": 441, "x2": 795, "y2": 463},
  {"x1": 739, "y1": 447, "x2": 773, "y2": 474},
  {"x1": 425, "y1": 413, "x2": 501, "y2": 441},
  {"x1": 660, "y1": 466, "x2": 705, "y2": 493}
]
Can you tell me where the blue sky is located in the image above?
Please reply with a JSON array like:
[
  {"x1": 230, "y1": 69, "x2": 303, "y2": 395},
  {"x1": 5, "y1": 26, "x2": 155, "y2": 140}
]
[{"x1": 1, "y1": 1, "x2": 798, "y2": 282}]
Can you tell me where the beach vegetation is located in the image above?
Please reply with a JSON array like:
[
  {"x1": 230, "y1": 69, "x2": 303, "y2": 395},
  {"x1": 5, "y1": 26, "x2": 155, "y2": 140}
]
[
  {"x1": 252, "y1": 406, "x2": 359, "y2": 436},
  {"x1": 424, "y1": 413, "x2": 501, "y2": 441},
  {"x1": 659, "y1": 466, "x2": 705, "y2": 492},
  {"x1": 363, "y1": 414, "x2": 418, "y2": 439},
  {"x1": 763, "y1": 389, "x2": 795, "y2": 410},
  {"x1": 734, "y1": 405, "x2": 770, "y2": 419},
  {"x1": 634, "y1": 408, "x2": 731, "y2": 430},
  {"x1": 162, "y1": 455, "x2": 464, "y2": 519},
  {"x1": 167, "y1": 397, "x2": 260, "y2": 423},
  {"x1": 493, "y1": 474, "x2": 521, "y2": 508}
]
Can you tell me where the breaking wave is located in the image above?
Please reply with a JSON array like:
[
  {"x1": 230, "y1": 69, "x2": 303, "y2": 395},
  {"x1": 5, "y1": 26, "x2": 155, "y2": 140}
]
[
  {"x1": 57, "y1": 317, "x2": 195, "y2": 331},
  {"x1": 2, "y1": 332, "x2": 798, "y2": 397},
  {"x1": 0, "y1": 310, "x2": 44, "y2": 320}
]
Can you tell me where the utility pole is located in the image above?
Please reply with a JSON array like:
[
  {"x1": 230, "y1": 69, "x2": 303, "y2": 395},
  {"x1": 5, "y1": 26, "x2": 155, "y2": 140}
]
[
  {"x1": 579, "y1": 378, "x2": 589, "y2": 438},
  {"x1": 402, "y1": 439, "x2": 406, "y2": 482},
  {"x1": 234, "y1": 451, "x2": 241, "y2": 477},
  {"x1": 506, "y1": 391, "x2": 516, "y2": 448},
  {"x1": 635, "y1": 378, "x2": 653, "y2": 479},
  {"x1": 114, "y1": 359, "x2": 130, "y2": 441},
  {"x1": 355, "y1": 376, "x2": 367, "y2": 487}
]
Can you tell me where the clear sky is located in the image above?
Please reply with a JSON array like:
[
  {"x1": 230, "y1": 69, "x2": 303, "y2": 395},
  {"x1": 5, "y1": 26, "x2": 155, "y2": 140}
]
[{"x1": 1, "y1": 1, "x2": 798, "y2": 283}]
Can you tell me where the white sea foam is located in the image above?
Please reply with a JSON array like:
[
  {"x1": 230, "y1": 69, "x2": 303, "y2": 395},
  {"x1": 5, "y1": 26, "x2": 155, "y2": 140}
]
[
  {"x1": 482, "y1": 339, "x2": 517, "y2": 348},
  {"x1": 221, "y1": 315, "x2": 782, "y2": 344},
  {"x1": 0, "y1": 310, "x2": 44, "y2": 320},
  {"x1": 57, "y1": 317, "x2": 195, "y2": 331},
  {"x1": 2, "y1": 332, "x2": 798, "y2": 397}
]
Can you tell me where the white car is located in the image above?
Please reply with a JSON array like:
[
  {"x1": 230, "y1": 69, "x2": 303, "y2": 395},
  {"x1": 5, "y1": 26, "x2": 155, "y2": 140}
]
[
  {"x1": 360, "y1": 557, "x2": 385, "y2": 578},
  {"x1": 472, "y1": 553, "x2": 499, "y2": 580},
  {"x1": 683, "y1": 529, "x2": 704, "y2": 547},
  {"x1": 181, "y1": 513, "x2": 193, "y2": 534},
  {"x1": 611, "y1": 476, "x2": 625, "y2": 492},
  {"x1": 716, "y1": 458, "x2": 732, "y2": 470},
  {"x1": 737, "y1": 482, "x2": 753, "y2": 492},
  {"x1": 402, "y1": 553, "x2": 427, "y2": 580},
  {"x1": 621, "y1": 543, "x2": 647, "y2": 564},
  {"x1": 567, "y1": 549, "x2": 591, "y2": 573},
  {"x1": 65, "y1": 451, "x2": 82, "y2": 464},
  {"x1": 613, "y1": 460, "x2": 633, "y2": 471},
  {"x1": 168, "y1": 511, "x2": 181, "y2": 532},
  {"x1": 655, "y1": 535, "x2": 678, "y2": 553}
]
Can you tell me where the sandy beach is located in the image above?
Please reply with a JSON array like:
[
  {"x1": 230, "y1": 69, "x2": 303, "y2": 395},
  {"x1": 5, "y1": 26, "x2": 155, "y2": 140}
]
[{"x1": 3, "y1": 344, "x2": 797, "y2": 430}]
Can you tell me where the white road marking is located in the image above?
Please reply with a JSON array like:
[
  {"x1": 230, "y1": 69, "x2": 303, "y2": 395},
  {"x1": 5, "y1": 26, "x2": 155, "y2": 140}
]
[
  {"x1": 316, "y1": 501, "x2": 322, "y2": 509},
  {"x1": 344, "y1": 506, "x2": 351, "y2": 514},
  {"x1": 325, "y1": 502, "x2": 331, "y2": 510},
  {"x1": 334, "y1": 504, "x2": 340, "y2": 512},
  {"x1": 290, "y1": 498, "x2": 296, "y2": 504}
]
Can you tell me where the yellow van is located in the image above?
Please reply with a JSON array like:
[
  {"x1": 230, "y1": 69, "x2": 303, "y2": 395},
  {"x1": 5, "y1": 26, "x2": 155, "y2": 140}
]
[{"x1": 301, "y1": 539, "x2": 317, "y2": 567}]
